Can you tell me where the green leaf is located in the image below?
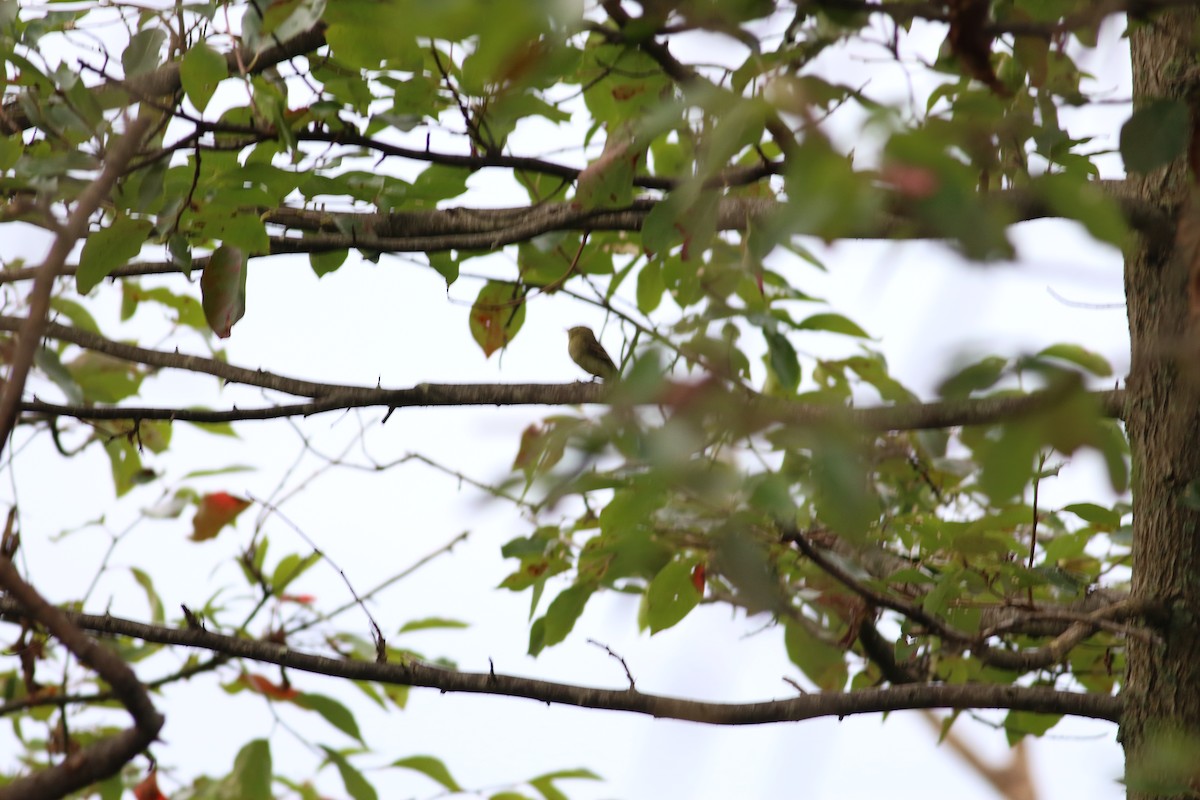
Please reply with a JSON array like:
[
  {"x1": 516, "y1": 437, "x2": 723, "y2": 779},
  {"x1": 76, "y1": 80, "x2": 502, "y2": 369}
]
[
  {"x1": 310, "y1": 249, "x2": 348, "y2": 276},
  {"x1": 97, "y1": 773, "x2": 123, "y2": 800},
  {"x1": 211, "y1": 213, "x2": 269, "y2": 254},
  {"x1": 409, "y1": 164, "x2": 471, "y2": 204},
  {"x1": 531, "y1": 582, "x2": 594, "y2": 654},
  {"x1": 784, "y1": 618, "x2": 847, "y2": 691},
  {"x1": 67, "y1": 352, "x2": 144, "y2": 403},
  {"x1": 764, "y1": 330, "x2": 800, "y2": 392},
  {"x1": 322, "y1": 747, "x2": 378, "y2": 800},
  {"x1": 182, "y1": 465, "x2": 255, "y2": 479},
  {"x1": 227, "y1": 739, "x2": 272, "y2": 800},
  {"x1": 922, "y1": 568, "x2": 966, "y2": 616},
  {"x1": 1036, "y1": 343, "x2": 1113, "y2": 377},
  {"x1": 0, "y1": 134, "x2": 21, "y2": 171},
  {"x1": 257, "y1": 0, "x2": 325, "y2": 44},
  {"x1": 975, "y1": 424, "x2": 1040, "y2": 503},
  {"x1": 168, "y1": 234, "x2": 193, "y2": 273},
  {"x1": 469, "y1": 280, "x2": 525, "y2": 357},
  {"x1": 427, "y1": 251, "x2": 459, "y2": 286},
  {"x1": 645, "y1": 560, "x2": 701, "y2": 633},
  {"x1": 271, "y1": 552, "x2": 321, "y2": 595},
  {"x1": 1120, "y1": 99, "x2": 1188, "y2": 174},
  {"x1": 580, "y1": 41, "x2": 672, "y2": 128},
  {"x1": 1034, "y1": 172, "x2": 1128, "y2": 249},
  {"x1": 530, "y1": 768, "x2": 602, "y2": 783},
  {"x1": 295, "y1": 693, "x2": 365, "y2": 744},
  {"x1": 641, "y1": 192, "x2": 685, "y2": 255},
  {"x1": 712, "y1": 524, "x2": 781, "y2": 614},
  {"x1": 636, "y1": 259, "x2": 664, "y2": 314},
  {"x1": 49, "y1": 297, "x2": 100, "y2": 333},
  {"x1": 130, "y1": 567, "x2": 164, "y2": 623},
  {"x1": 783, "y1": 139, "x2": 878, "y2": 240},
  {"x1": 1061, "y1": 502, "x2": 1120, "y2": 528},
  {"x1": 1003, "y1": 709, "x2": 1062, "y2": 745},
  {"x1": 122, "y1": 28, "x2": 166, "y2": 78},
  {"x1": 103, "y1": 437, "x2": 143, "y2": 497},
  {"x1": 122, "y1": 282, "x2": 207, "y2": 330},
  {"x1": 201, "y1": 245, "x2": 247, "y2": 338},
  {"x1": 845, "y1": 354, "x2": 917, "y2": 403},
  {"x1": 77, "y1": 217, "x2": 153, "y2": 294},
  {"x1": 938, "y1": 356, "x2": 1008, "y2": 399},
  {"x1": 796, "y1": 312, "x2": 870, "y2": 338},
  {"x1": 810, "y1": 433, "x2": 879, "y2": 543},
  {"x1": 185, "y1": 418, "x2": 240, "y2": 438},
  {"x1": 398, "y1": 617, "x2": 469, "y2": 633},
  {"x1": 390, "y1": 755, "x2": 462, "y2": 792},
  {"x1": 180, "y1": 42, "x2": 228, "y2": 112},
  {"x1": 747, "y1": 473, "x2": 797, "y2": 519},
  {"x1": 518, "y1": 232, "x2": 609, "y2": 286},
  {"x1": 574, "y1": 132, "x2": 638, "y2": 210},
  {"x1": 35, "y1": 347, "x2": 83, "y2": 404}
]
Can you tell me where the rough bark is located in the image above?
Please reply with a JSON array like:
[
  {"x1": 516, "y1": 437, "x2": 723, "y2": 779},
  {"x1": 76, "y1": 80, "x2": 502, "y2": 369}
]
[{"x1": 1122, "y1": 8, "x2": 1200, "y2": 797}]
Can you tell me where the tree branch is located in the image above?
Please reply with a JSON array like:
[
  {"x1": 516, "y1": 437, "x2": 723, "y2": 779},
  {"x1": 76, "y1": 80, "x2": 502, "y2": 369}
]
[
  {"x1": 0, "y1": 24, "x2": 328, "y2": 135},
  {"x1": 0, "y1": 559, "x2": 163, "y2": 800},
  {"x1": 15, "y1": 382, "x2": 1124, "y2": 434},
  {"x1": 256, "y1": 182, "x2": 1163, "y2": 254},
  {"x1": 141, "y1": 122, "x2": 780, "y2": 193},
  {"x1": 0, "y1": 116, "x2": 153, "y2": 457},
  {"x1": 0, "y1": 185, "x2": 1161, "y2": 290},
  {"x1": 0, "y1": 317, "x2": 347, "y2": 399},
  {"x1": 784, "y1": 524, "x2": 1152, "y2": 673},
  {"x1": 801, "y1": 0, "x2": 1198, "y2": 36},
  {"x1": 0, "y1": 598, "x2": 1122, "y2": 724}
]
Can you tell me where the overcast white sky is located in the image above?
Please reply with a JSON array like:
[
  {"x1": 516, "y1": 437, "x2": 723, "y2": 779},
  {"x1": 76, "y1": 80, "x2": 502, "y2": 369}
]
[{"x1": 2, "y1": 5, "x2": 1135, "y2": 799}]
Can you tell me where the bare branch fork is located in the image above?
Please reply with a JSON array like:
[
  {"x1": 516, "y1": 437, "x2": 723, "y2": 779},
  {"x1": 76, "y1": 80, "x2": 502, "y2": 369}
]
[{"x1": 0, "y1": 598, "x2": 1122, "y2": 725}]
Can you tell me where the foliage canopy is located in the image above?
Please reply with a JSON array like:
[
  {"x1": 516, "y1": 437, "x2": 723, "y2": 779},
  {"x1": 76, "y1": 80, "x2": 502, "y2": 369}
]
[{"x1": 0, "y1": 0, "x2": 1181, "y2": 798}]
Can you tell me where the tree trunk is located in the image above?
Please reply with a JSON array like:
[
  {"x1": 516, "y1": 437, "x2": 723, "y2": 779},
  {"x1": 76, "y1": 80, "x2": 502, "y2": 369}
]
[{"x1": 1122, "y1": 9, "x2": 1200, "y2": 798}]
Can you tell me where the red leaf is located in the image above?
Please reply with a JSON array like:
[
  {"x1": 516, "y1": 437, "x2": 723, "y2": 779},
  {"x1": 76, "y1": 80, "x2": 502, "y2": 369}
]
[
  {"x1": 133, "y1": 769, "x2": 167, "y2": 800},
  {"x1": 691, "y1": 563, "x2": 706, "y2": 593},
  {"x1": 512, "y1": 423, "x2": 544, "y2": 472},
  {"x1": 239, "y1": 671, "x2": 300, "y2": 701},
  {"x1": 191, "y1": 492, "x2": 251, "y2": 541},
  {"x1": 279, "y1": 593, "x2": 316, "y2": 604},
  {"x1": 881, "y1": 162, "x2": 940, "y2": 199}
]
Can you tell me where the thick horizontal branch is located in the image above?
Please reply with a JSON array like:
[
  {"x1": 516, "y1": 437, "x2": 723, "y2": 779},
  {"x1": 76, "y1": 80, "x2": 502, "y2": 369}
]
[
  {"x1": 260, "y1": 181, "x2": 1162, "y2": 254},
  {"x1": 0, "y1": 189, "x2": 1160, "y2": 290},
  {"x1": 0, "y1": 599, "x2": 1123, "y2": 724},
  {"x1": 16, "y1": 317, "x2": 1126, "y2": 429},
  {"x1": 17, "y1": 386, "x2": 1124, "y2": 437},
  {"x1": 0, "y1": 185, "x2": 1144, "y2": 287}
]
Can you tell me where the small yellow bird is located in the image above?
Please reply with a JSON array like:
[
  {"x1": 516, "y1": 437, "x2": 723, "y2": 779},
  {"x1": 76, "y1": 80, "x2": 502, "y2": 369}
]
[{"x1": 567, "y1": 326, "x2": 619, "y2": 381}]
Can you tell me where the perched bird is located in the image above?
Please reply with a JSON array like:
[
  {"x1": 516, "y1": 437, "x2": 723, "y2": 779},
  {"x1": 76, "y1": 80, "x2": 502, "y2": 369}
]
[{"x1": 567, "y1": 326, "x2": 619, "y2": 382}]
